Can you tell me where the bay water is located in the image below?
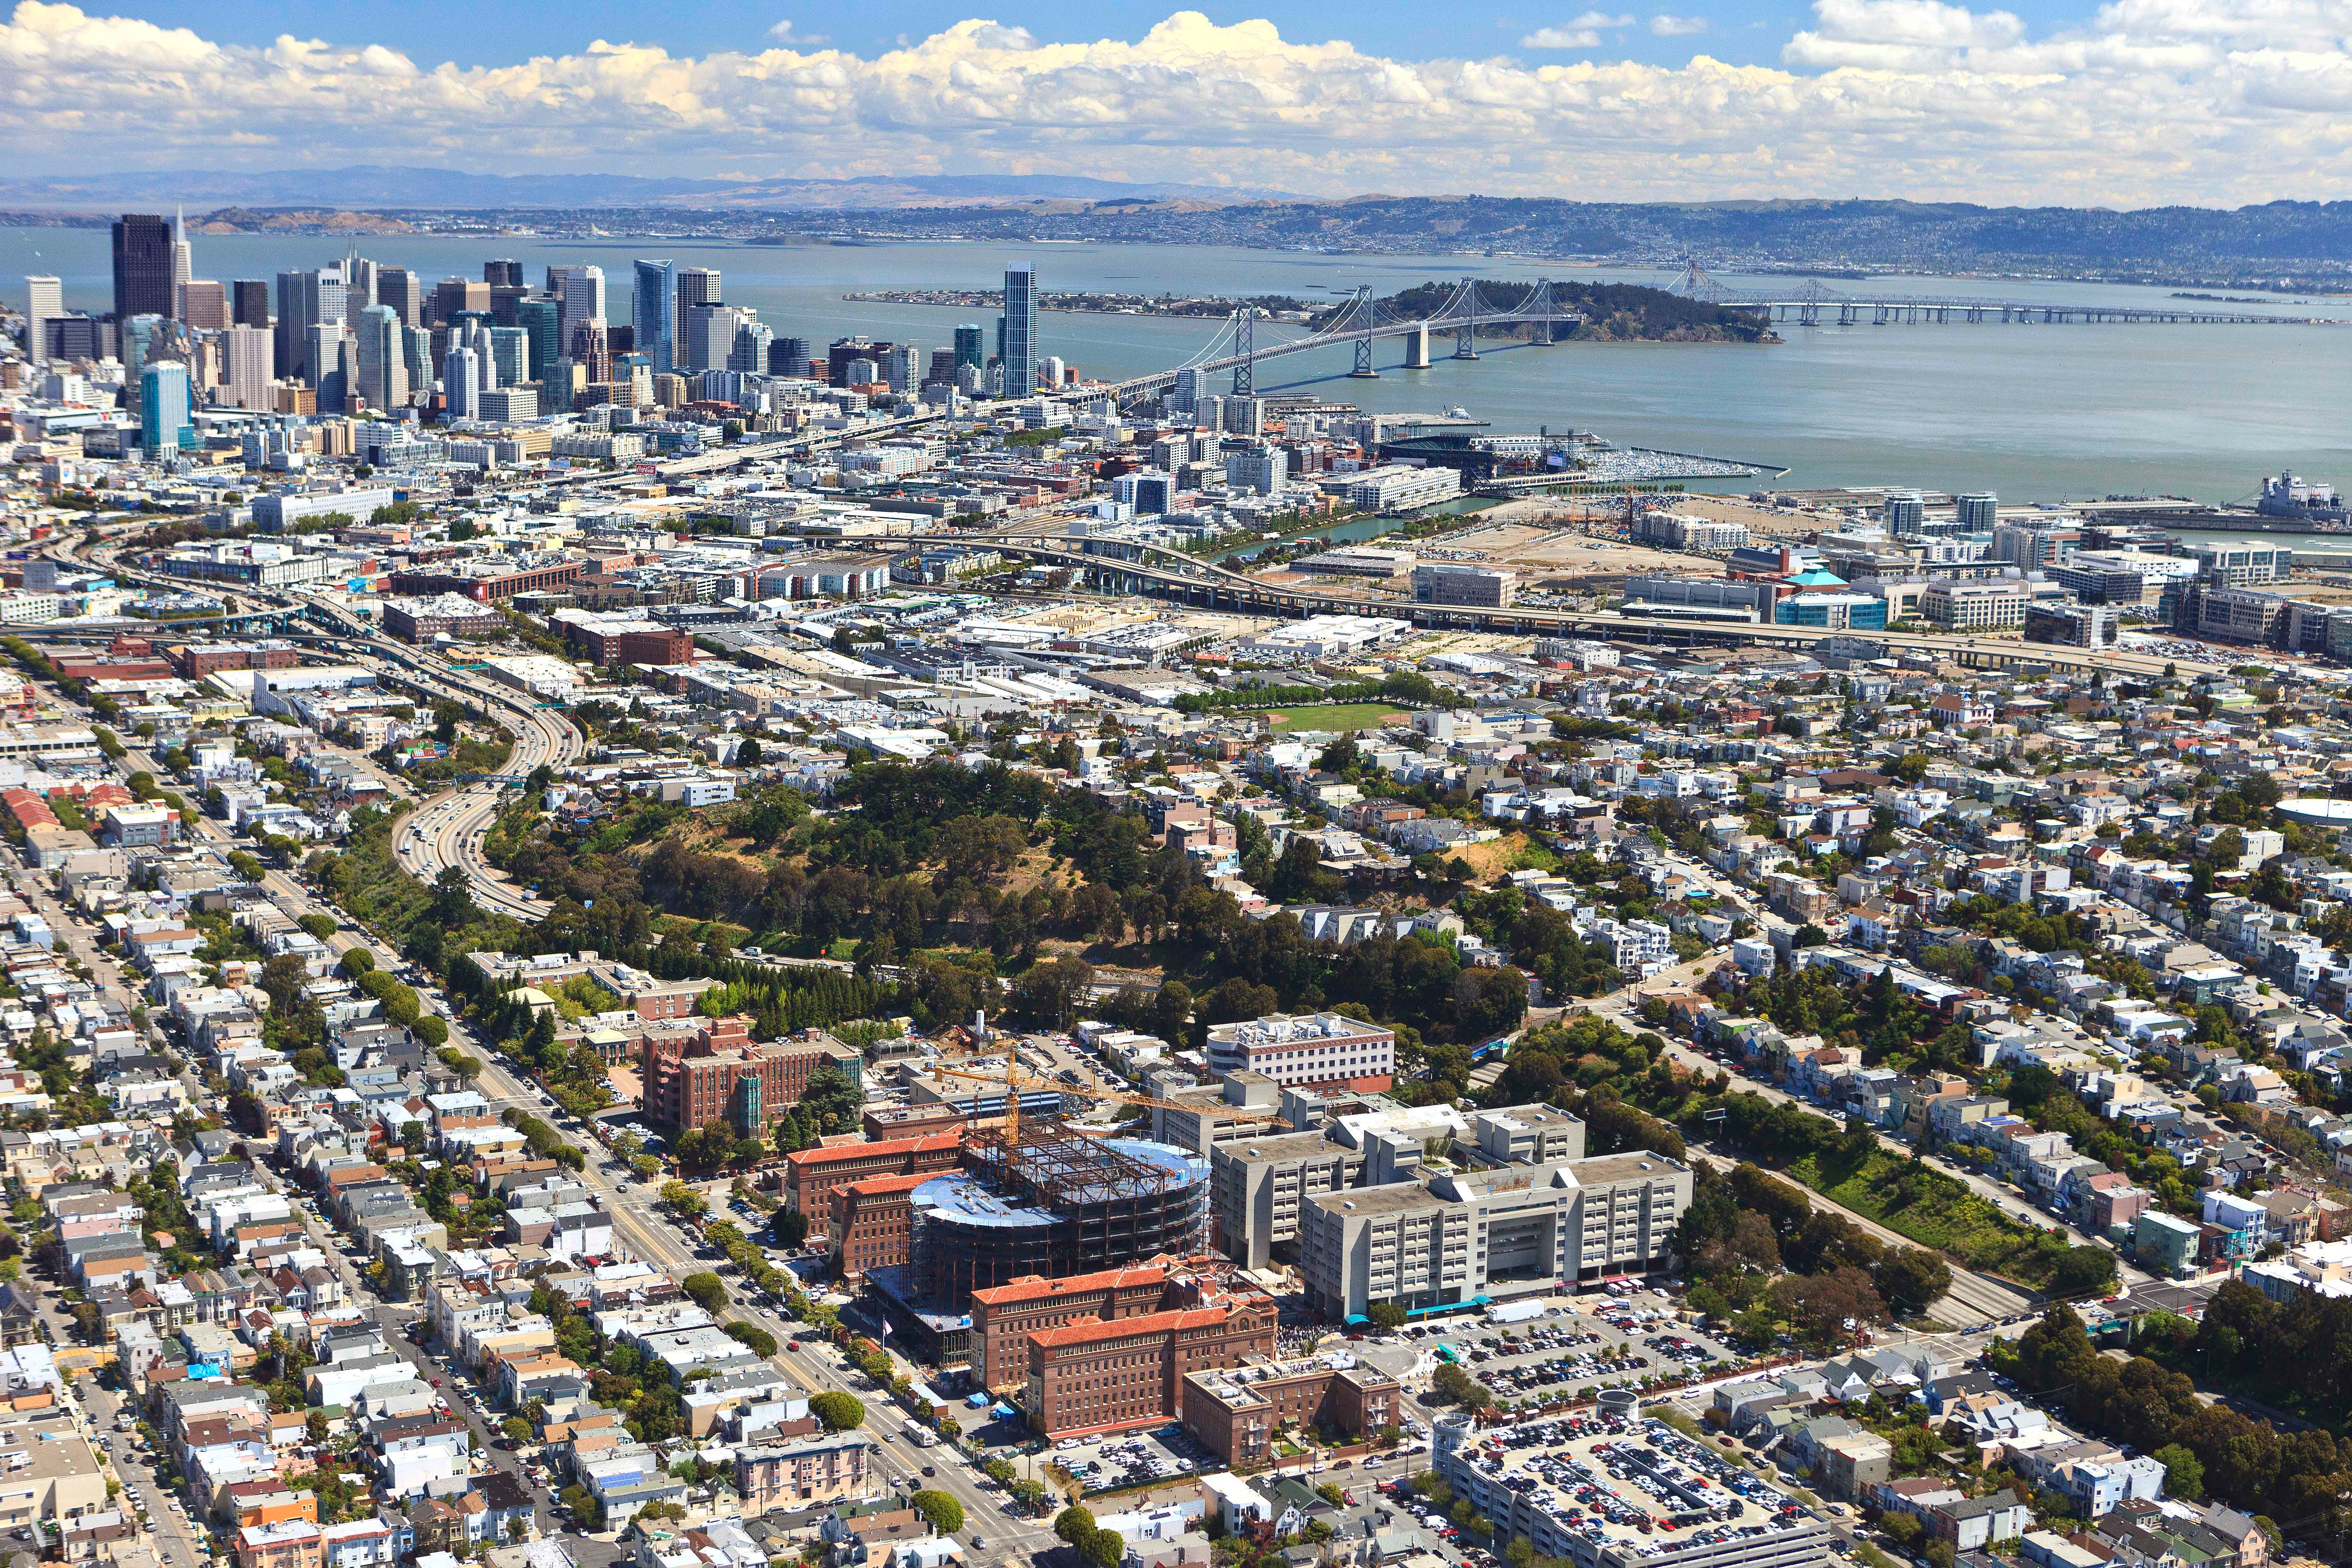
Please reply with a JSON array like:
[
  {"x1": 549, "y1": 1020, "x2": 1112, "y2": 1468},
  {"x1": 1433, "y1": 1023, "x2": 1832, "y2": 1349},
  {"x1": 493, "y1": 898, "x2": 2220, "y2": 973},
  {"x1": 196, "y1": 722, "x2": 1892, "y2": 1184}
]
[{"x1": 4, "y1": 227, "x2": 2346, "y2": 505}]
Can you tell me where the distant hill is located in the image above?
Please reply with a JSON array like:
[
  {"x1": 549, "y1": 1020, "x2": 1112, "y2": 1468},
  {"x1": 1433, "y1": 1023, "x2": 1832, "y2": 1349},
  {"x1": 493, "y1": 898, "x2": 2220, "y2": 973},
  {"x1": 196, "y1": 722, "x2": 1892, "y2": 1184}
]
[
  {"x1": 815, "y1": 196, "x2": 2352, "y2": 285},
  {"x1": 0, "y1": 165, "x2": 1291, "y2": 211},
  {"x1": 9, "y1": 175, "x2": 2352, "y2": 285}
]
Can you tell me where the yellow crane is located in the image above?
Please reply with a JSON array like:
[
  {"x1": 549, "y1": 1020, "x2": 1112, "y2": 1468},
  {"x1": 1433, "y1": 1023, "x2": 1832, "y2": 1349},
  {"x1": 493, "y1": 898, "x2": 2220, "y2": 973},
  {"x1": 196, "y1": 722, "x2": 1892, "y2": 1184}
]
[{"x1": 932, "y1": 1061, "x2": 1289, "y2": 1148}]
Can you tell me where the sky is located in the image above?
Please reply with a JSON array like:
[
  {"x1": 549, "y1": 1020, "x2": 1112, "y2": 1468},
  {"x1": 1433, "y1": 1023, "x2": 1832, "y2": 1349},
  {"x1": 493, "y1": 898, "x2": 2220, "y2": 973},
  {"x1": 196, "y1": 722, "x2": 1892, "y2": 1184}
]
[{"x1": 6, "y1": 0, "x2": 2352, "y2": 206}]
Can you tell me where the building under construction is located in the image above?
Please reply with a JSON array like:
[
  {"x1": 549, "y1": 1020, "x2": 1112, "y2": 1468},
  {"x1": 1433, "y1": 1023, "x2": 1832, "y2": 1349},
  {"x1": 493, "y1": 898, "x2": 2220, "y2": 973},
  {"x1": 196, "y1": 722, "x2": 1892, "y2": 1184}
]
[{"x1": 911, "y1": 1121, "x2": 1212, "y2": 1310}]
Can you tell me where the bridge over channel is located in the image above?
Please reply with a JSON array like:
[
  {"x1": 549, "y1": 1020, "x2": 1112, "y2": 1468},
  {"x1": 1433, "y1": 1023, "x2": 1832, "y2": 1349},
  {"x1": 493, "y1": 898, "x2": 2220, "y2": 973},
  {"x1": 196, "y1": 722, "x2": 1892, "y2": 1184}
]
[
  {"x1": 1667, "y1": 263, "x2": 2334, "y2": 327},
  {"x1": 1104, "y1": 278, "x2": 1584, "y2": 404}
]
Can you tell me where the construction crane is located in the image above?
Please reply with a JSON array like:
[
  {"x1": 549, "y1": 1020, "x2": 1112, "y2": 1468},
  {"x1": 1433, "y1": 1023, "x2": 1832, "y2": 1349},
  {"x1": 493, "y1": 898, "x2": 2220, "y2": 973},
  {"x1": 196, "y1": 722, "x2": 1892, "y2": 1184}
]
[{"x1": 931, "y1": 1062, "x2": 1289, "y2": 1149}]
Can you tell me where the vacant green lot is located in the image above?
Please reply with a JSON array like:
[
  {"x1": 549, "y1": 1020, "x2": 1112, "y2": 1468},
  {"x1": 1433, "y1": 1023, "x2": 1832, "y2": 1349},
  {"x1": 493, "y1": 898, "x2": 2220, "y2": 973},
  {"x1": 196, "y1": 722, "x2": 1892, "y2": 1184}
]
[
  {"x1": 1252, "y1": 703, "x2": 1412, "y2": 732},
  {"x1": 1789, "y1": 1148, "x2": 2080, "y2": 1291}
]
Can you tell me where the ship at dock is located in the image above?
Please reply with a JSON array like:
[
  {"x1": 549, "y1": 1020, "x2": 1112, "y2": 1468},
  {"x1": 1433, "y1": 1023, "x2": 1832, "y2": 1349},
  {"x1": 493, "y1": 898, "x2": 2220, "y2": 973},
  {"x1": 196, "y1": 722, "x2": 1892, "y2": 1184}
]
[{"x1": 2257, "y1": 470, "x2": 2352, "y2": 524}]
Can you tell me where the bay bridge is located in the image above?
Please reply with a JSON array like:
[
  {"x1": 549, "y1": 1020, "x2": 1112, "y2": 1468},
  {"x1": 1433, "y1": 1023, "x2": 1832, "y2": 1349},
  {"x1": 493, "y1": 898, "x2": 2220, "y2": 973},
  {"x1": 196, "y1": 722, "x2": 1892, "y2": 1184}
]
[
  {"x1": 1664, "y1": 263, "x2": 2333, "y2": 327},
  {"x1": 1104, "y1": 277, "x2": 1583, "y2": 406},
  {"x1": 1102, "y1": 265, "x2": 2337, "y2": 411}
]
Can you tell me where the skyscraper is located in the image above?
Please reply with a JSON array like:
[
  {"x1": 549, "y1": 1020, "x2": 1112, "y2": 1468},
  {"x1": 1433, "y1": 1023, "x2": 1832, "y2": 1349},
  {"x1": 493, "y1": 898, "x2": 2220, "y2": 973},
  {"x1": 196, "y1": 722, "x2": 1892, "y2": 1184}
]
[
  {"x1": 517, "y1": 298, "x2": 560, "y2": 381},
  {"x1": 677, "y1": 266, "x2": 720, "y2": 325},
  {"x1": 139, "y1": 361, "x2": 191, "y2": 456},
  {"x1": 355, "y1": 304, "x2": 407, "y2": 412},
  {"x1": 885, "y1": 343, "x2": 920, "y2": 393},
  {"x1": 346, "y1": 256, "x2": 378, "y2": 314},
  {"x1": 230, "y1": 280, "x2": 270, "y2": 328},
  {"x1": 771, "y1": 337, "x2": 812, "y2": 378},
  {"x1": 728, "y1": 317, "x2": 773, "y2": 375},
  {"x1": 484, "y1": 259, "x2": 522, "y2": 288},
  {"x1": 22, "y1": 276, "x2": 59, "y2": 366},
  {"x1": 309, "y1": 323, "x2": 351, "y2": 413},
  {"x1": 402, "y1": 325, "x2": 433, "y2": 397},
  {"x1": 568, "y1": 319, "x2": 610, "y2": 384},
  {"x1": 953, "y1": 322, "x2": 984, "y2": 370},
  {"x1": 556, "y1": 265, "x2": 606, "y2": 350},
  {"x1": 1955, "y1": 493, "x2": 1999, "y2": 533},
  {"x1": 443, "y1": 347, "x2": 480, "y2": 420},
  {"x1": 633, "y1": 259, "x2": 676, "y2": 375},
  {"x1": 223, "y1": 324, "x2": 272, "y2": 410},
  {"x1": 169, "y1": 208, "x2": 193, "y2": 320},
  {"x1": 277, "y1": 268, "x2": 347, "y2": 384},
  {"x1": 121, "y1": 315, "x2": 167, "y2": 383},
  {"x1": 488, "y1": 326, "x2": 529, "y2": 389},
  {"x1": 684, "y1": 304, "x2": 744, "y2": 374},
  {"x1": 431, "y1": 278, "x2": 488, "y2": 328},
  {"x1": 377, "y1": 269, "x2": 420, "y2": 327},
  {"x1": 1001, "y1": 264, "x2": 1038, "y2": 398},
  {"x1": 112, "y1": 214, "x2": 174, "y2": 322},
  {"x1": 180, "y1": 281, "x2": 229, "y2": 331}
]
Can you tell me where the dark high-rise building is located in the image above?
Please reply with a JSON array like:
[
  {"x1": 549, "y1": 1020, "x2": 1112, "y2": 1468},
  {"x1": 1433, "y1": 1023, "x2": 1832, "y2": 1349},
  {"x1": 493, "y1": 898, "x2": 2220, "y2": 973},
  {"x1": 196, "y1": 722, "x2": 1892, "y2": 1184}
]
[
  {"x1": 484, "y1": 259, "x2": 523, "y2": 288},
  {"x1": 231, "y1": 280, "x2": 271, "y2": 328},
  {"x1": 769, "y1": 337, "x2": 812, "y2": 377},
  {"x1": 828, "y1": 336, "x2": 890, "y2": 386},
  {"x1": 489, "y1": 284, "x2": 529, "y2": 328},
  {"x1": 111, "y1": 214, "x2": 174, "y2": 322},
  {"x1": 431, "y1": 278, "x2": 489, "y2": 328},
  {"x1": 677, "y1": 266, "x2": 720, "y2": 317},
  {"x1": 517, "y1": 298, "x2": 560, "y2": 381},
  {"x1": 607, "y1": 324, "x2": 635, "y2": 356},
  {"x1": 378, "y1": 268, "x2": 421, "y2": 326},
  {"x1": 953, "y1": 322, "x2": 985, "y2": 370}
]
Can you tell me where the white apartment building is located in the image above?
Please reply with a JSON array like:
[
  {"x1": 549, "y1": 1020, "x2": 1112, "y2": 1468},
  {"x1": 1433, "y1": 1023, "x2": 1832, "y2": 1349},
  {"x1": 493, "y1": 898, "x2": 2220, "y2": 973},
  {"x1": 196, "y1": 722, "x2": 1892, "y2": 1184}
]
[
  {"x1": 1204, "y1": 1013, "x2": 1395, "y2": 1087},
  {"x1": 1921, "y1": 579, "x2": 2030, "y2": 631},
  {"x1": 1299, "y1": 1152, "x2": 1693, "y2": 1320}
]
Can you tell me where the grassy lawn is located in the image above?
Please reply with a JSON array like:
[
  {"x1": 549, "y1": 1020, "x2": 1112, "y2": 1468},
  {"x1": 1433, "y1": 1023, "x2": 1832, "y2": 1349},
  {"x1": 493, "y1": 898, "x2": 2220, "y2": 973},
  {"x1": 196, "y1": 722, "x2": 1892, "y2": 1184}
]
[
  {"x1": 1251, "y1": 703, "x2": 1413, "y2": 732},
  {"x1": 1788, "y1": 1148, "x2": 2076, "y2": 1291},
  {"x1": 653, "y1": 914, "x2": 755, "y2": 943}
]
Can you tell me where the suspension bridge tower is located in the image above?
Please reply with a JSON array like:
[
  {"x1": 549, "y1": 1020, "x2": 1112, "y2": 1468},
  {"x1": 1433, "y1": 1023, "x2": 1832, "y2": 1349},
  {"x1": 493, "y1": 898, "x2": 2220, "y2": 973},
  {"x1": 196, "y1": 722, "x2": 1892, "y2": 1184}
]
[{"x1": 1347, "y1": 286, "x2": 1379, "y2": 378}]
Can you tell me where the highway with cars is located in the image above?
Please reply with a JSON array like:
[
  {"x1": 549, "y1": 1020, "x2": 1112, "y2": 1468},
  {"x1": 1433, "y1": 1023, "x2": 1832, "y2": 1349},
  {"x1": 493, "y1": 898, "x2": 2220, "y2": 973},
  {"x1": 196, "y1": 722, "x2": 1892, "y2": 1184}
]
[{"x1": 55, "y1": 526, "x2": 578, "y2": 924}]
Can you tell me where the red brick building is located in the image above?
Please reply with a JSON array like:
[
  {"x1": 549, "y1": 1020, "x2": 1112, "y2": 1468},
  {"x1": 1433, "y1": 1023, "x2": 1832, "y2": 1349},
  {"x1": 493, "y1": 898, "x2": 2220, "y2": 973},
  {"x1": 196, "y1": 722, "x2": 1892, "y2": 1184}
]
[
  {"x1": 1026, "y1": 1296, "x2": 1279, "y2": 1440},
  {"x1": 640, "y1": 1018, "x2": 859, "y2": 1136},
  {"x1": 167, "y1": 642, "x2": 304, "y2": 679},
  {"x1": 387, "y1": 560, "x2": 587, "y2": 602},
  {"x1": 54, "y1": 653, "x2": 175, "y2": 683},
  {"x1": 829, "y1": 1171, "x2": 934, "y2": 1280},
  {"x1": 971, "y1": 1264, "x2": 1174, "y2": 1392},
  {"x1": 562, "y1": 620, "x2": 695, "y2": 668},
  {"x1": 784, "y1": 1132, "x2": 965, "y2": 1241},
  {"x1": 1179, "y1": 1355, "x2": 1398, "y2": 1466}
]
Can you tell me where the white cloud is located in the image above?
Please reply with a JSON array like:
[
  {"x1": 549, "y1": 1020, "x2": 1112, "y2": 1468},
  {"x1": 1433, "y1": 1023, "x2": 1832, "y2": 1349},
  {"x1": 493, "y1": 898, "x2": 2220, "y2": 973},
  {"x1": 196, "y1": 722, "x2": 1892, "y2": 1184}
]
[
  {"x1": 766, "y1": 20, "x2": 829, "y2": 46},
  {"x1": 1651, "y1": 13, "x2": 1710, "y2": 32},
  {"x1": 1525, "y1": 11, "x2": 1637, "y2": 46},
  {"x1": 2, "y1": 1, "x2": 2352, "y2": 204}
]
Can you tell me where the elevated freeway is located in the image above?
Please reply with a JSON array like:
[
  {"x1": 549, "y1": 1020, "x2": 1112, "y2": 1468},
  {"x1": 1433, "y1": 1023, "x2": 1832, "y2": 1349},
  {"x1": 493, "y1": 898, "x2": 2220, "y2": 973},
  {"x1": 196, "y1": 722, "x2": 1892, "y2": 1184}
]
[
  {"x1": 980, "y1": 535, "x2": 2218, "y2": 680},
  {"x1": 54, "y1": 529, "x2": 578, "y2": 924}
]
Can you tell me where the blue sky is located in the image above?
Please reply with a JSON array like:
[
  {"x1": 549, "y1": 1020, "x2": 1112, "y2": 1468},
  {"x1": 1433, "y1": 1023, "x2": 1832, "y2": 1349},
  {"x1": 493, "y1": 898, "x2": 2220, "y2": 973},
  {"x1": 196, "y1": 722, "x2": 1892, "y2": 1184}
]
[
  {"x1": 84, "y1": 0, "x2": 1951, "y2": 75},
  {"x1": 0, "y1": 1, "x2": 2340, "y2": 206}
]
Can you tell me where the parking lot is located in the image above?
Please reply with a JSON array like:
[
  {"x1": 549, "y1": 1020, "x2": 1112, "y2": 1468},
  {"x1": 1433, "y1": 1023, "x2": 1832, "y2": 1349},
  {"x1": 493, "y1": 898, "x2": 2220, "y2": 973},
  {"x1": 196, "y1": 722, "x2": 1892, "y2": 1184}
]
[
  {"x1": 1046, "y1": 1424, "x2": 1212, "y2": 1490},
  {"x1": 1402, "y1": 1292, "x2": 1743, "y2": 1407}
]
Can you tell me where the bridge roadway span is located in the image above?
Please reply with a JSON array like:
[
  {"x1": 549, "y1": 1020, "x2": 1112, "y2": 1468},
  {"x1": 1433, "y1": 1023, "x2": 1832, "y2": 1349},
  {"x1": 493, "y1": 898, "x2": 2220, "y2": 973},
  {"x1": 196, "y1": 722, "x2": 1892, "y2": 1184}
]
[
  {"x1": 983, "y1": 536, "x2": 2216, "y2": 680},
  {"x1": 1725, "y1": 294, "x2": 2324, "y2": 326},
  {"x1": 1103, "y1": 305, "x2": 1580, "y2": 399}
]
